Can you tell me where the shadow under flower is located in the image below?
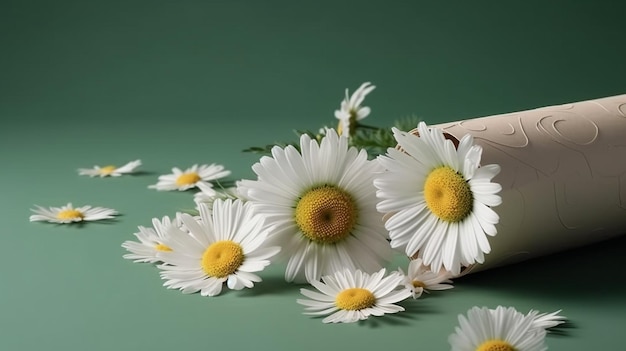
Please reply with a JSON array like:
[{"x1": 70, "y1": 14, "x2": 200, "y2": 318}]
[
  {"x1": 546, "y1": 321, "x2": 576, "y2": 338},
  {"x1": 298, "y1": 299, "x2": 440, "y2": 327},
  {"x1": 127, "y1": 170, "x2": 158, "y2": 177},
  {"x1": 237, "y1": 275, "x2": 302, "y2": 297},
  {"x1": 33, "y1": 217, "x2": 121, "y2": 229}
]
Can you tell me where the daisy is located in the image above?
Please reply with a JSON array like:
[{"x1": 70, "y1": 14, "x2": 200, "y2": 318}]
[
  {"x1": 237, "y1": 129, "x2": 392, "y2": 283},
  {"x1": 398, "y1": 258, "x2": 453, "y2": 299},
  {"x1": 78, "y1": 159, "x2": 142, "y2": 177},
  {"x1": 528, "y1": 309, "x2": 566, "y2": 331},
  {"x1": 193, "y1": 181, "x2": 241, "y2": 210},
  {"x1": 122, "y1": 215, "x2": 182, "y2": 263},
  {"x1": 157, "y1": 200, "x2": 280, "y2": 296},
  {"x1": 29, "y1": 203, "x2": 118, "y2": 224},
  {"x1": 448, "y1": 306, "x2": 547, "y2": 351},
  {"x1": 375, "y1": 122, "x2": 502, "y2": 275},
  {"x1": 334, "y1": 82, "x2": 376, "y2": 137},
  {"x1": 297, "y1": 268, "x2": 411, "y2": 323},
  {"x1": 148, "y1": 163, "x2": 230, "y2": 191}
]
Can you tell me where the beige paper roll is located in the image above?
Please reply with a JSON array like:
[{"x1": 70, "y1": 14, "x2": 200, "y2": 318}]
[{"x1": 434, "y1": 94, "x2": 626, "y2": 272}]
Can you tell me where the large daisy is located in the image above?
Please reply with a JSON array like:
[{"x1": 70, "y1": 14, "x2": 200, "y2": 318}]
[
  {"x1": 148, "y1": 164, "x2": 230, "y2": 191},
  {"x1": 375, "y1": 122, "x2": 502, "y2": 275},
  {"x1": 297, "y1": 268, "x2": 411, "y2": 323},
  {"x1": 334, "y1": 82, "x2": 376, "y2": 137},
  {"x1": 398, "y1": 258, "x2": 454, "y2": 299},
  {"x1": 157, "y1": 200, "x2": 280, "y2": 296},
  {"x1": 448, "y1": 306, "x2": 547, "y2": 351},
  {"x1": 122, "y1": 215, "x2": 181, "y2": 263},
  {"x1": 238, "y1": 129, "x2": 392, "y2": 283},
  {"x1": 29, "y1": 203, "x2": 118, "y2": 224},
  {"x1": 78, "y1": 159, "x2": 142, "y2": 177}
]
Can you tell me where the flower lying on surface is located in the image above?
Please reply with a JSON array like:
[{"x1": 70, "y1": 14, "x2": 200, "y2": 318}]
[
  {"x1": 399, "y1": 258, "x2": 454, "y2": 299},
  {"x1": 238, "y1": 128, "x2": 392, "y2": 283},
  {"x1": 78, "y1": 159, "x2": 142, "y2": 177},
  {"x1": 122, "y1": 215, "x2": 182, "y2": 263},
  {"x1": 157, "y1": 200, "x2": 280, "y2": 296},
  {"x1": 449, "y1": 306, "x2": 548, "y2": 351},
  {"x1": 375, "y1": 122, "x2": 502, "y2": 275},
  {"x1": 148, "y1": 163, "x2": 230, "y2": 191},
  {"x1": 297, "y1": 268, "x2": 411, "y2": 323},
  {"x1": 334, "y1": 82, "x2": 376, "y2": 137},
  {"x1": 193, "y1": 181, "x2": 242, "y2": 210},
  {"x1": 29, "y1": 203, "x2": 118, "y2": 224}
]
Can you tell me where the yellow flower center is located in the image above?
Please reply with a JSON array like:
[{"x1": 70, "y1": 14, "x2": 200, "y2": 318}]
[
  {"x1": 295, "y1": 185, "x2": 358, "y2": 244},
  {"x1": 176, "y1": 172, "x2": 201, "y2": 186},
  {"x1": 99, "y1": 165, "x2": 117, "y2": 175},
  {"x1": 335, "y1": 288, "x2": 376, "y2": 311},
  {"x1": 424, "y1": 166, "x2": 473, "y2": 222},
  {"x1": 476, "y1": 340, "x2": 516, "y2": 351},
  {"x1": 155, "y1": 243, "x2": 172, "y2": 252},
  {"x1": 412, "y1": 280, "x2": 426, "y2": 289},
  {"x1": 200, "y1": 240, "x2": 244, "y2": 278},
  {"x1": 56, "y1": 209, "x2": 84, "y2": 220}
]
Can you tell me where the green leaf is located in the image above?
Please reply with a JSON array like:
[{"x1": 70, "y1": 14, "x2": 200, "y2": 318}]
[{"x1": 242, "y1": 115, "x2": 421, "y2": 159}]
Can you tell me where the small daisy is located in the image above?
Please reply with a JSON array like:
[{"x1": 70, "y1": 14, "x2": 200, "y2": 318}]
[
  {"x1": 78, "y1": 159, "x2": 142, "y2": 177},
  {"x1": 375, "y1": 122, "x2": 502, "y2": 275},
  {"x1": 29, "y1": 203, "x2": 118, "y2": 224},
  {"x1": 449, "y1": 306, "x2": 547, "y2": 351},
  {"x1": 297, "y1": 268, "x2": 411, "y2": 324},
  {"x1": 238, "y1": 129, "x2": 392, "y2": 283},
  {"x1": 334, "y1": 82, "x2": 376, "y2": 137},
  {"x1": 528, "y1": 309, "x2": 566, "y2": 331},
  {"x1": 157, "y1": 200, "x2": 280, "y2": 296},
  {"x1": 399, "y1": 258, "x2": 453, "y2": 299},
  {"x1": 193, "y1": 181, "x2": 241, "y2": 210},
  {"x1": 148, "y1": 163, "x2": 230, "y2": 191},
  {"x1": 122, "y1": 215, "x2": 182, "y2": 263}
]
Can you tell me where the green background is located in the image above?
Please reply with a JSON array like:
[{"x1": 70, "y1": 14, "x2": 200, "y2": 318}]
[{"x1": 2, "y1": 0, "x2": 625, "y2": 350}]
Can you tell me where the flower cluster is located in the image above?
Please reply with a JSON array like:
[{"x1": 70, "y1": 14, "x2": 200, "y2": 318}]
[
  {"x1": 29, "y1": 160, "x2": 144, "y2": 223},
  {"x1": 30, "y1": 82, "x2": 566, "y2": 348}
]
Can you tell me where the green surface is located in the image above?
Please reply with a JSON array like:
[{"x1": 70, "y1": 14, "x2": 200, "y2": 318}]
[{"x1": 2, "y1": 1, "x2": 625, "y2": 350}]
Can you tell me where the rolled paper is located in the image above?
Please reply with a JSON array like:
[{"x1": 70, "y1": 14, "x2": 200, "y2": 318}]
[{"x1": 434, "y1": 94, "x2": 626, "y2": 272}]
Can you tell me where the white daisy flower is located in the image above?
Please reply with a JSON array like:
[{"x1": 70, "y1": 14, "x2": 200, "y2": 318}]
[
  {"x1": 375, "y1": 121, "x2": 502, "y2": 275},
  {"x1": 334, "y1": 82, "x2": 376, "y2": 137},
  {"x1": 148, "y1": 163, "x2": 230, "y2": 191},
  {"x1": 78, "y1": 159, "x2": 142, "y2": 177},
  {"x1": 528, "y1": 309, "x2": 566, "y2": 331},
  {"x1": 238, "y1": 129, "x2": 392, "y2": 283},
  {"x1": 193, "y1": 181, "x2": 242, "y2": 210},
  {"x1": 29, "y1": 203, "x2": 118, "y2": 224},
  {"x1": 398, "y1": 258, "x2": 453, "y2": 299},
  {"x1": 157, "y1": 200, "x2": 280, "y2": 296},
  {"x1": 297, "y1": 268, "x2": 411, "y2": 324},
  {"x1": 448, "y1": 306, "x2": 547, "y2": 351},
  {"x1": 122, "y1": 215, "x2": 182, "y2": 263}
]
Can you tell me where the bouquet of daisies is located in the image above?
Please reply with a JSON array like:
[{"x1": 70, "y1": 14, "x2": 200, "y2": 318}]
[
  {"x1": 118, "y1": 82, "x2": 506, "y2": 322},
  {"x1": 33, "y1": 81, "x2": 603, "y2": 347}
]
